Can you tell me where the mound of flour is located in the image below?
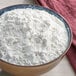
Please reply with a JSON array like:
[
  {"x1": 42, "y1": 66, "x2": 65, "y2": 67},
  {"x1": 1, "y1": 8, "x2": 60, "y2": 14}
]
[{"x1": 0, "y1": 8, "x2": 68, "y2": 66}]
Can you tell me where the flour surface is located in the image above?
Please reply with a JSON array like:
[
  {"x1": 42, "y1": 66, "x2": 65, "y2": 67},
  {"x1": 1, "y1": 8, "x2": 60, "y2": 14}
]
[{"x1": 0, "y1": 8, "x2": 68, "y2": 66}]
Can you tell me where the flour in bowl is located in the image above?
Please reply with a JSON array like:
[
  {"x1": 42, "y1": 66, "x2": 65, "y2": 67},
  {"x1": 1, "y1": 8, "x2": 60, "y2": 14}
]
[{"x1": 0, "y1": 8, "x2": 68, "y2": 66}]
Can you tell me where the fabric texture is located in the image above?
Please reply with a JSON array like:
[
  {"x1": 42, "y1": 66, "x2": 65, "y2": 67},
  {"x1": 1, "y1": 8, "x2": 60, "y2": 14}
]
[{"x1": 36, "y1": 0, "x2": 76, "y2": 72}]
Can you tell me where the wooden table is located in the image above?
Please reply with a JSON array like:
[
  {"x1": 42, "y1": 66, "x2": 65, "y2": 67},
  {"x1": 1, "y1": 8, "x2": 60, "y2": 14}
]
[{"x1": 0, "y1": 0, "x2": 75, "y2": 76}]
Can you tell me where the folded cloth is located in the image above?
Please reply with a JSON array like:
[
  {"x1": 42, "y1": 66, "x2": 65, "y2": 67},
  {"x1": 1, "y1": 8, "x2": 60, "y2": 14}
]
[{"x1": 36, "y1": 0, "x2": 76, "y2": 73}]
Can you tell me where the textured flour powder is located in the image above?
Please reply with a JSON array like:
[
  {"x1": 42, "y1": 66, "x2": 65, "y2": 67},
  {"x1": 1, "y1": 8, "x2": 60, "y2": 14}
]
[{"x1": 0, "y1": 8, "x2": 68, "y2": 66}]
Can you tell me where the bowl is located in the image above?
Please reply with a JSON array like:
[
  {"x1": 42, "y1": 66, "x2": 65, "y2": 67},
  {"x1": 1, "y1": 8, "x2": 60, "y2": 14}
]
[{"x1": 0, "y1": 4, "x2": 72, "y2": 76}]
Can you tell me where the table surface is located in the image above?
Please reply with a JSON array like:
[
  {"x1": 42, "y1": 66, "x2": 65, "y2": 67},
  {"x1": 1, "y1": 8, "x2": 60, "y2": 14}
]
[{"x1": 0, "y1": 0, "x2": 76, "y2": 76}]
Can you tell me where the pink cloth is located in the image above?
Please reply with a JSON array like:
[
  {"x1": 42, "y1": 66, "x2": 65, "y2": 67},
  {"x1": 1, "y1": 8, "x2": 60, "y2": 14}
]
[{"x1": 36, "y1": 0, "x2": 76, "y2": 72}]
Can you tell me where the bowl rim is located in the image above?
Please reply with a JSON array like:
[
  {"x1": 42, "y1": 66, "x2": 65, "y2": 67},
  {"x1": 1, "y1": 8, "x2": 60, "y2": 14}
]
[{"x1": 0, "y1": 4, "x2": 73, "y2": 68}]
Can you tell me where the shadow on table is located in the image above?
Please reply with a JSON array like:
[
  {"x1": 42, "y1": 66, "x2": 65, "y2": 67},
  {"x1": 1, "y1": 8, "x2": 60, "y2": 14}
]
[{"x1": 0, "y1": 71, "x2": 11, "y2": 76}]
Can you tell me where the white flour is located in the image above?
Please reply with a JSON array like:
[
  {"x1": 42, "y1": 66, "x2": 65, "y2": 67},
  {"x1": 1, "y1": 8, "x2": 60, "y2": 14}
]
[{"x1": 0, "y1": 8, "x2": 68, "y2": 66}]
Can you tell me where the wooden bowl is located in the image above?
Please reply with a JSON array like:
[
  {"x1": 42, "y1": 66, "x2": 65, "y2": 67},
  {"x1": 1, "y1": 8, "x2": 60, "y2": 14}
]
[{"x1": 0, "y1": 4, "x2": 72, "y2": 76}]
